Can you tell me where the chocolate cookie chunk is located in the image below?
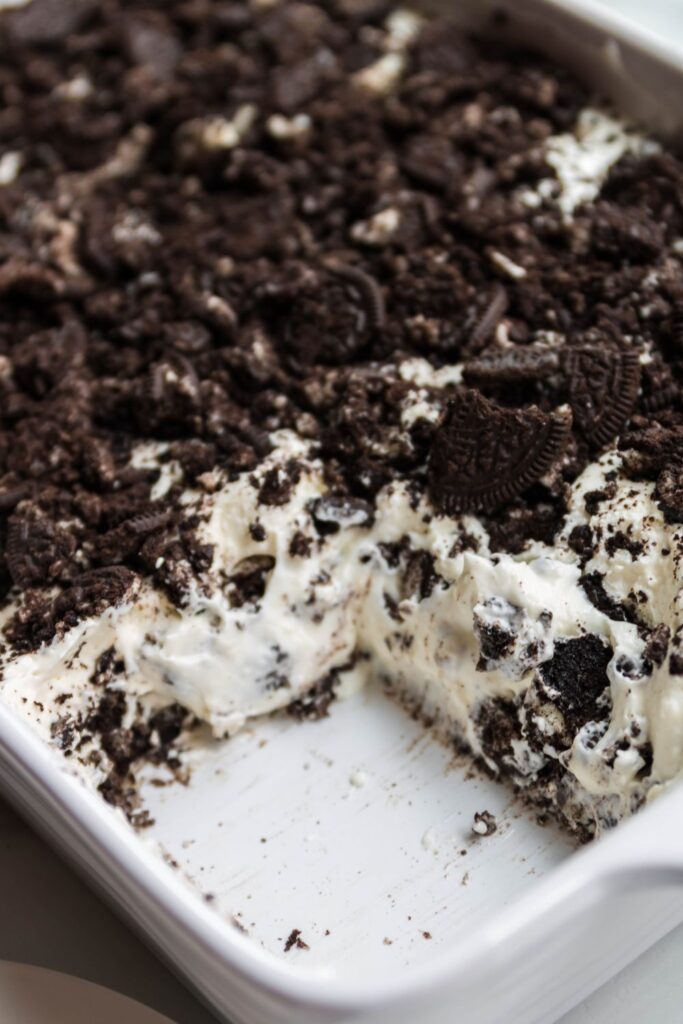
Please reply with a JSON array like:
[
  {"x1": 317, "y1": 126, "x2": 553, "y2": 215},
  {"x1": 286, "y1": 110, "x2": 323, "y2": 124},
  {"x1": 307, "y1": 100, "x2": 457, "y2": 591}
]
[
  {"x1": 428, "y1": 389, "x2": 572, "y2": 513},
  {"x1": 463, "y1": 345, "x2": 559, "y2": 388},
  {"x1": 6, "y1": 503, "x2": 80, "y2": 587},
  {"x1": 269, "y1": 262, "x2": 383, "y2": 367},
  {"x1": 465, "y1": 342, "x2": 642, "y2": 452},
  {"x1": 562, "y1": 346, "x2": 641, "y2": 448},
  {"x1": 537, "y1": 634, "x2": 612, "y2": 735},
  {"x1": 656, "y1": 464, "x2": 683, "y2": 523}
]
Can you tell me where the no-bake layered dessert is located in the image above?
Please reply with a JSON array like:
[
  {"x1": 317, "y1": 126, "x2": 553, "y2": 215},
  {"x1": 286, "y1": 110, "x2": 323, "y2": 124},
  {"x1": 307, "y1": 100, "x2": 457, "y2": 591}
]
[{"x1": 0, "y1": 0, "x2": 682, "y2": 837}]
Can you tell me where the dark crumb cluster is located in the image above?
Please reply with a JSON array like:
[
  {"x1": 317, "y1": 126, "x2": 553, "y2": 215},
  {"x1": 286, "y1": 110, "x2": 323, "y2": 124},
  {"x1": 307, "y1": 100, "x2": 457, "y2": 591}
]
[
  {"x1": 472, "y1": 625, "x2": 661, "y2": 838},
  {"x1": 0, "y1": 0, "x2": 681, "y2": 655},
  {"x1": 287, "y1": 668, "x2": 338, "y2": 720},
  {"x1": 50, "y1": 644, "x2": 193, "y2": 823},
  {"x1": 283, "y1": 927, "x2": 309, "y2": 952},
  {"x1": 536, "y1": 635, "x2": 612, "y2": 737}
]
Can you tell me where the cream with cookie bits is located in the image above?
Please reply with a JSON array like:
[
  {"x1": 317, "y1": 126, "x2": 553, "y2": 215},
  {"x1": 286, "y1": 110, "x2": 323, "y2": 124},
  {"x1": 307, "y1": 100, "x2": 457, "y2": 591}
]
[{"x1": 0, "y1": 0, "x2": 682, "y2": 838}]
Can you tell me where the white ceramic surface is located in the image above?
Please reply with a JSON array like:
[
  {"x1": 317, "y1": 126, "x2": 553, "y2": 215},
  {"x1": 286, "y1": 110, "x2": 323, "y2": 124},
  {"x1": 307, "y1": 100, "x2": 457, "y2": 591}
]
[
  {"x1": 4, "y1": 674, "x2": 683, "y2": 1024},
  {"x1": 7, "y1": 792, "x2": 683, "y2": 1024},
  {"x1": 596, "y1": 0, "x2": 683, "y2": 47}
]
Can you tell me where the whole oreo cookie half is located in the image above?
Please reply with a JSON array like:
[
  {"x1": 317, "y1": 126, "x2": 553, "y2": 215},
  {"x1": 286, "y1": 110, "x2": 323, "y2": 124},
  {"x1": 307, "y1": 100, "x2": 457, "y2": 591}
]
[
  {"x1": 428, "y1": 388, "x2": 572, "y2": 513},
  {"x1": 561, "y1": 346, "x2": 641, "y2": 448}
]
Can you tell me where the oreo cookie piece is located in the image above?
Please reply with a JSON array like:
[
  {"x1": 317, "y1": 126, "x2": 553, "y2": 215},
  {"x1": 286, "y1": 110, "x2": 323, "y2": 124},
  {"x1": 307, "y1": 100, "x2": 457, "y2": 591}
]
[
  {"x1": 474, "y1": 597, "x2": 553, "y2": 680},
  {"x1": 311, "y1": 494, "x2": 375, "y2": 534},
  {"x1": 466, "y1": 286, "x2": 509, "y2": 354},
  {"x1": 52, "y1": 566, "x2": 140, "y2": 625},
  {"x1": 463, "y1": 345, "x2": 560, "y2": 388},
  {"x1": 537, "y1": 634, "x2": 612, "y2": 735},
  {"x1": 561, "y1": 345, "x2": 641, "y2": 448},
  {"x1": 590, "y1": 202, "x2": 664, "y2": 262},
  {"x1": 428, "y1": 389, "x2": 572, "y2": 513},
  {"x1": 465, "y1": 342, "x2": 641, "y2": 452},
  {"x1": 269, "y1": 262, "x2": 384, "y2": 367},
  {"x1": 6, "y1": 503, "x2": 80, "y2": 587}
]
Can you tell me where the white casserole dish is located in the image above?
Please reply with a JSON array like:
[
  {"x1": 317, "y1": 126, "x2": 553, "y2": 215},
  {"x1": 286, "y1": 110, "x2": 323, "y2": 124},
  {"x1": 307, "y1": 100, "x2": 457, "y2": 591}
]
[{"x1": 3, "y1": 2, "x2": 683, "y2": 1022}]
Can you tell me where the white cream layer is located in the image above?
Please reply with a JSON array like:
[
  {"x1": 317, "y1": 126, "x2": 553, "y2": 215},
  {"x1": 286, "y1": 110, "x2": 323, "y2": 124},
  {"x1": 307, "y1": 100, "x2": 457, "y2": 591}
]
[{"x1": 1, "y1": 394, "x2": 681, "y2": 813}]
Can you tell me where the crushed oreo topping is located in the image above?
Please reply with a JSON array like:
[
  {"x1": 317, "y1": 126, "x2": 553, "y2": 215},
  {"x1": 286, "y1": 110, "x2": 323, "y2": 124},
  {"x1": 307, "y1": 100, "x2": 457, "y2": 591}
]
[
  {"x1": 656, "y1": 464, "x2": 683, "y2": 524},
  {"x1": 48, "y1": 643, "x2": 192, "y2": 826},
  {"x1": 0, "y1": 3, "x2": 679, "y2": 656}
]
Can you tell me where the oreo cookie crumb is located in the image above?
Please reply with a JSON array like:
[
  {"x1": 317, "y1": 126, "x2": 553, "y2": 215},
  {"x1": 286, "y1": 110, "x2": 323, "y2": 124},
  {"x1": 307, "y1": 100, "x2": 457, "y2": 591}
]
[
  {"x1": 472, "y1": 810, "x2": 497, "y2": 836},
  {"x1": 284, "y1": 928, "x2": 309, "y2": 952}
]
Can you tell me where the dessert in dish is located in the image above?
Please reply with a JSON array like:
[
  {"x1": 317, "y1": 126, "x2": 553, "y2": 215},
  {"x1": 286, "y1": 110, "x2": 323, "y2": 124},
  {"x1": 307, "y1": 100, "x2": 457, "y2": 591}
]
[{"x1": 0, "y1": 0, "x2": 681, "y2": 838}]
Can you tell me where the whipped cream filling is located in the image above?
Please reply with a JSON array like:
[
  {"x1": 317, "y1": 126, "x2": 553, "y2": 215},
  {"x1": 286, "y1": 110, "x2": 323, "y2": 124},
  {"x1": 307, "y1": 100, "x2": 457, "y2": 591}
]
[{"x1": 1, "y1": 370, "x2": 681, "y2": 813}]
